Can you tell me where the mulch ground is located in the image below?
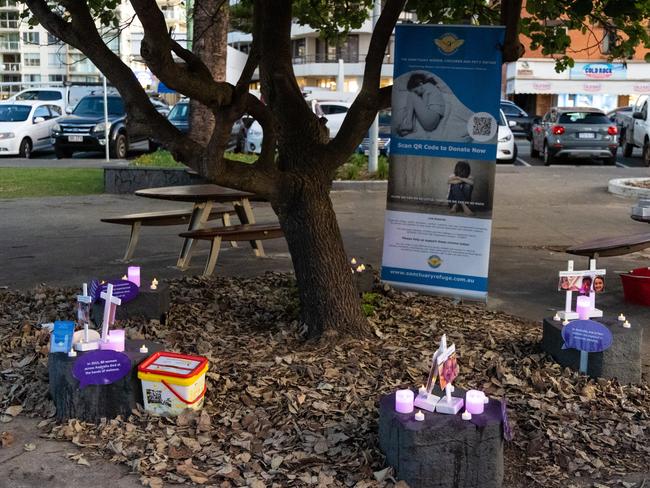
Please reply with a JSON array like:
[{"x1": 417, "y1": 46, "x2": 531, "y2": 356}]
[{"x1": 1, "y1": 272, "x2": 648, "y2": 488}]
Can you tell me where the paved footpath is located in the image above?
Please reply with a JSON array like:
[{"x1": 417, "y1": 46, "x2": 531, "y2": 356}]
[{"x1": 1, "y1": 165, "x2": 649, "y2": 485}]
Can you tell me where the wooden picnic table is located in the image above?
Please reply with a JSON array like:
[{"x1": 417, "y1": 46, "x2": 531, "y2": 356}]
[{"x1": 135, "y1": 184, "x2": 265, "y2": 269}]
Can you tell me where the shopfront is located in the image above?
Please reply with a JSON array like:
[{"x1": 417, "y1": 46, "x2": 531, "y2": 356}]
[{"x1": 504, "y1": 59, "x2": 650, "y2": 116}]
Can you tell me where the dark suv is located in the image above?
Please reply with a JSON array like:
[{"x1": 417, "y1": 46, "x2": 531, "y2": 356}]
[{"x1": 51, "y1": 95, "x2": 148, "y2": 159}]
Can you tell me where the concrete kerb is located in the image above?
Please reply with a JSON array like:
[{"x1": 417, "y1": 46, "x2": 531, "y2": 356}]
[
  {"x1": 332, "y1": 180, "x2": 387, "y2": 191},
  {"x1": 608, "y1": 177, "x2": 650, "y2": 199}
]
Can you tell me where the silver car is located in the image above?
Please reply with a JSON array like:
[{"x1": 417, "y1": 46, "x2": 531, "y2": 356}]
[{"x1": 530, "y1": 107, "x2": 618, "y2": 165}]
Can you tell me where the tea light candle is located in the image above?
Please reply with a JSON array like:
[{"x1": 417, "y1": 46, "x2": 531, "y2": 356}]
[
  {"x1": 553, "y1": 312, "x2": 561, "y2": 321},
  {"x1": 461, "y1": 411, "x2": 472, "y2": 421},
  {"x1": 418, "y1": 385, "x2": 427, "y2": 396},
  {"x1": 127, "y1": 266, "x2": 141, "y2": 287},
  {"x1": 150, "y1": 278, "x2": 158, "y2": 290},
  {"x1": 623, "y1": 320, "x2": 631, "y2": 329},
  {"x1": 359, "y1": 264, "x2": 366, "y2": 271},
  {"x1": 139, "y1": 344, "x2": 149, "y2": 354},
  {"x1": 465, "y1": 390, "x2": 486, "y2": 415},
  {"x1": 395, "y1": 389, "x2": 414, "y2": 414},
  {"x1": 414, "y1": 410, "x2": 424, "y2": 421},
  {"x1": 350, "y1": 258, "x2": 357, "y2": 265},
  {"x1": 618, "y1": 313, "x2": 626, "y2": 322},
  {"x1": 100, "y1": 329, "x2": 125, "y2": 352},
  {"x1": 576, "y1": 295, "x2": 591, "y2": 320},
  {"x1": 121, "y1": 275, "x2": 128, "y2": 280},
  {"x1": 356, "y1": 265, "x2": 364, "y2": 273},
  {"x1": 562, "y1": 319, "x2": 569, "y2": 326},
  {"x1": 67, "y1": 348, "x2": 77, "y2": 358}
]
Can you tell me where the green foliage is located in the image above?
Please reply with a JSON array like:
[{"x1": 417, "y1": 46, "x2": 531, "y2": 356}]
[
  {"x1": 377, "y1": 156, "x2": 389, "y2": 180},
  {"x1": 335, "y1": 153, "x2": 390, "y2": 180},
  {"x1": 129, "y1": 149, "x2": 185, "y2": 168},
  {"x1": 0, "y1": 168, "x2": 104, "y2": 198},
  {"x1": 361, "y1": 292, "x2": 381, "y2": 317}
]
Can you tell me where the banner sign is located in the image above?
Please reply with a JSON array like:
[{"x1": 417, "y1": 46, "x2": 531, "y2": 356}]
[
  {"x1": 381, "y1": 24, "x2": 504, "y2": 299},
  {"x1": 569, "y1": 62, "x2": 626, "y2": 81}
]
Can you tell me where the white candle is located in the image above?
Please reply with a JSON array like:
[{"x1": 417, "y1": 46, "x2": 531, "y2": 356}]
[
  {"x1": 552, "y1": 313, "x2": 561, "y2": 321},
  {"x1": 121, "y1": 275, "x2": 128, "y2": 280},
  {"x1": 350, "y1": 258, "x2": 357, "y2": 265},
  {"x1": 139, "y1": 344, "x2": 149, "y2": 353},
  {"x1": 395, "y1": 389, "x2": 414, "y2": 414},
  {"x1": 127, "y1": 266, "x2": 141, "y2": 287},
  {"x1": 618, "y1": 313, "x2": 626, "y2": 322},
  {"x1": 562, "y1": 319, "x2": 569, "y2": 326},
  {"x1": 150, "y1": 278, "x2": 158, "y2": 290},
  {"x1": 418, "y1": 385, "x2": 427, "y2": 396},
  {"x1": 461, "y1": 411, "x2": 472, "y2": 421},
  {"x1": 414, "y1": 410, "x2": 424, "y2": 421},
  {"x1": 623, "y1": 320, "x2": 631, "y2": 328},
  {"x1": 465, "y1": 390, "x2": 485, "y2": 415},
  {"x1": 67, "y1": 349, "x2": 77, "y2": 358}
]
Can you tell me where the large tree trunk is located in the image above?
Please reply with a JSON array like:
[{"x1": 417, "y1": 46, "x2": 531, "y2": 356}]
[
  {"x1": 189, "y1": 0, "x2": 229, "y2": 144},
  {"x1": 272, "y1": 177, "x2": 370, "y2": 339}
]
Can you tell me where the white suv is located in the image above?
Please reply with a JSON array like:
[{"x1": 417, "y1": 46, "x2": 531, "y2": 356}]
[
  {"x1": 319, "y1": 101, "x2": 351, "y2": 138},
  {"x1": 0, "y1": 101, "x2": 62, "y2": 158}
]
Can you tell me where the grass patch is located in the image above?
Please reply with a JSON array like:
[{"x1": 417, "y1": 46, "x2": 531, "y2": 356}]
[
  {"x1": 129, "y1": 150, "x2": 186, "y2": 168},
  {"x1": 335, "y1": 153, "x2": 389, "y2": 181},
  {"x1": 0, "y1": 168, "x2": 104, "y2": 198}
]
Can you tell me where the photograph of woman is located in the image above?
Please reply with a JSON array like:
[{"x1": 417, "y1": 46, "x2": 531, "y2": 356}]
[
  {"x1": 580, "y1": 276, "x2": 593, "y2": 295},
  {"x1": 392, "y1": 71, "x2": 474, "y2": 143},
  {"x1": 448, "y1": 161, "x2": 474, "y2": 216},
  {"x1": 593, "y1": 275, "x2": 605, "y2": 293}
]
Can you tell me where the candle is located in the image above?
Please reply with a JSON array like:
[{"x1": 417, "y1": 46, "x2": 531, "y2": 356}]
[
  {"x1": 414, "y1": 410, "x2": 424, "y2": 421},
  {"x1": 465, "y1": 390, "x2": 486, "y2": 415},
  {"x1": 623, "y1": 320, "x2": 631, "y2": 328},
  {"x1": 127, "y1": 266, "x2": 141, "y2": 287},
  {"x1": 356, "y1": 265, "x2": 364, "y2": 273},
  {"x1": 461, "y1": 411, "x2": 472, "y2": 421},
  {"x1": 552, "y1": 313, "x2": 561, "y2": 321},
  {"x1": 576, "y1": 295, "x2": 591, "y2": 320},
  {"x1": 562, "y1": 319, "x2": 569, "y2": 326},
  {"x1": 121, "y1": 275, "x2": 128, "y2": 280},
  {"x1": 618, "y1": 313, "x2": 626, "y2": 322},
  {"x1": 418, "y1": 385, "x2": 427, "y2": 397},
  {"x1": 150, "y1": 278, "x2": 158, "y2": 290},
  {"x1": 99, "y1": 329, "x2": 125, "y2": 352},
  {"x1": 67, "y1": 349, "x2": 77, "y2": 358},
  {"x1": 350, "y1": 258, "x2": 357, "y2": 265},
  {"x1": 139, "y1": 344, "x2": 149, "y2": 354},
  {"x1": 395, "y1": 389, "x2": 414, "y2": 414},
  {"x1": 359, "y1": 264, "x2": 366, "y2": 271}
]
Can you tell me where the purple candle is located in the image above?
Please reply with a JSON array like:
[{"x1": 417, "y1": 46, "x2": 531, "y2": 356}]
[
  {"x1": 465, "y1": 390, "x2": 486, "y2": 415},
  {"x1": 576, "y1": 295, "x2": 591, "y2": 320},
  {"x1": 395, "y1": 389, "x2": 414, "y2": 414}
]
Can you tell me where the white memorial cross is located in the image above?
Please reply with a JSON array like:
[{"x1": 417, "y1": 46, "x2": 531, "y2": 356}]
[
  {"x1": 414, "y1": 337, "x2": 446, "y2": 412},
  {"x1": 557, "y1": 259, "x2": 606, "y2": 320},
  {"x1": 435, "y1": 334, "x2": 464, "y2": 415},
  {"x1": 100, "y1": 283, "x2": 122, "y2": 342}
]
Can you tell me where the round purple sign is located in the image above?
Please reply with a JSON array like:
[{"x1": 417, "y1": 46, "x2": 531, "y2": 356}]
[
  {"x1": 561, "y1": 319, "x2": 613, "y2": 353},
  {"x1": 72, "y1": 349, "x2": 131, "y2": 388},
  {"x1": 90, "y1": 279, "x2": 139, "y2": 304}
]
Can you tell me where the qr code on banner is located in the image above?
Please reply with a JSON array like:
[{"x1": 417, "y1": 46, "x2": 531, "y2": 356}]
[{"x1": 472, "y1": 116, "x2": 493, "y2": 137}]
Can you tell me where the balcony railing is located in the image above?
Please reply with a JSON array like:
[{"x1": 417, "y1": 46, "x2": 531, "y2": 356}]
[
  {"x1": 1, "y1": 61, "x2": 19, "y2": 72},
  {"x1": 0, "y1": 41, "x2": 19, "y2": 51},
  {"x1": 292, "y1": 53, "x2": 393, "y2": 65},
  {"x1": 0, "y1": 21, "x2": 19, "y2": 29}
]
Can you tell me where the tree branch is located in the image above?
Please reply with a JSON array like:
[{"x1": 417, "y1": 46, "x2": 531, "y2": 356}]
[{"x1": 501, "y1": 0, "x2": 525, "y2": 62}]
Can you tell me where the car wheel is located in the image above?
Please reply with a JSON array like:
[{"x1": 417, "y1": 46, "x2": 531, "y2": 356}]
[
  {"x1": 54, "y1": 146, "x2": 72, "y2": 159},
  {"x1": 621, "y1": 131, "x2": 634, "y2": 157},
  {"x1": 643, "y1": 140, "x2": 650, "y2": 167},
  {"x1": 18, "y1": 138, "x2": 32, "y2": 159},
  {"x1": 530, "y1": 140, "x2": 539, "y2": 158},
  {"x1": 543, "y1": 142, "x2": 554, "y2": 166},
  {"x1": 508, "y1": 143, "x2": 518, "y2": 164},
  {"x1": 111, "y1": 133, "x2": 128, "y2": 159}
]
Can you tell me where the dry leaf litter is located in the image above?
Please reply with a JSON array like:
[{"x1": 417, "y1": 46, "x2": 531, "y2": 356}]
[{"x1": 0, "y1": 272, "x2": 648, "y2": 488}]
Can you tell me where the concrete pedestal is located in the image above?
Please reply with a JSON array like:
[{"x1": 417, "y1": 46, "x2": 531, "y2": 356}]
[
  {"x1": 542, "y1": 317, "x2": 642, "y2": 384},
  {"x1": 49, "y1": 339, "x2": 163, "y2": 422},
  {"x1": 378, "y1": 391, "x2": 504, "y2": 488},
  {"x1": 92, "y1": 282, "x2": 170, "y2": 324}
]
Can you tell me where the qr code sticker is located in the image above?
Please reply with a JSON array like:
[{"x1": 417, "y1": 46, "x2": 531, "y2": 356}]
[
  {"x1": 467, "y1": 112, "x2": 497, "y2": 142},
  {"x1": 146, "y1": 389, "x2": 162, "y2": 404},
  {"x1": 472, "y1": 117, "x2": 493, "y2": 137}
]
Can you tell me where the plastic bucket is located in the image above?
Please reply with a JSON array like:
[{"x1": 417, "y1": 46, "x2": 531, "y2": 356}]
[
  {"x1": 620, "y1": 267, "x2": 650, "y2": 306},
  {"x1": 137, "y1": 351, "x2": 208, "y2": 415}
]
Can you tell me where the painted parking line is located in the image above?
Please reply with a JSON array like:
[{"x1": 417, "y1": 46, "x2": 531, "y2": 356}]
[
  {"x1": 616, "y1": 161, "x2": 630, "y2": 168},
  {"x1": 515, "y1": 157, "x2": 531, "y2": 167}
]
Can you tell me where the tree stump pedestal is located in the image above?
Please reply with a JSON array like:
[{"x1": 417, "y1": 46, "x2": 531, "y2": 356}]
[
  {"x1": 542, "y1": 317, "x2": 642, "y2": 383},
  {"x1": 378, "y1": 391, "x2": 504, "y2": 488},
  {"x1": 48, "y1": 339, "x2": 163, "y2": 422}
]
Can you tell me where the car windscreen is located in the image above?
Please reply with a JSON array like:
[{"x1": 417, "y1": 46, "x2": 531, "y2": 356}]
[
  {"x1": 16, "y1": 90, "x2": 62, "y2": 101},
  {"x1": 558, "y1": 112, "x2": 611, "y2": 124},
  {"x1": 0, "y1": 105, "x2": 31, "y2": 122},
  {"x1": 73, "y1": 97, "x2": 125, "y2": 116},
  {"x1": 498, "y1": 111, "x2": 507, "y2": 126},
  {"x1": 168, "y1": 103, "x2": 189, "y2": 122}
]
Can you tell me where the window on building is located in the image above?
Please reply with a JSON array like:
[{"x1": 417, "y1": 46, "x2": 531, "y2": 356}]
[
  {"x1": 49, "y1": 74, "x2": 64, "y2": 83},
  {"x1": 22, "y1": 31, "x2": 40, "y2": 45},
  {"x1": 0, "y1": 11, "x2": 18, "y2": 29},
  {"x1": 23, "y1": 53, "x2": 40, "y2": 67},
  {"x1": 292, "y1": 38, "x2": 306, "y2": 62},
  {"x1": 48, "y1": 52, "x2": 64, "y2": 67},
  {"x1": 23, "y1": 74, "x2": 42, "y2": 83},
  {"x1": 0, "y1": 32, "x2": 19, "y2": 51},
  {"x1": 47, "y1": 33, "x2": 62, "y2": 45},
  {"x1": 315, "y1": 35, "x2": 359, "y2": 63},
  {"x1": 0, "y1": 0, "x2": 18, "y2": 7}
]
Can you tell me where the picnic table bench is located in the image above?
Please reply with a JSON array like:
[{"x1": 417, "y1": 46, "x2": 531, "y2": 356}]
[
  {"x1": 180, "y1": 223, "x2": 284, "y2": 276},
  {"x1": 102, "y1": 207, "x2": 235, "y2": 262},
  {"x1": 565, "y1": 232, "x2": 650, "y2": 260}
]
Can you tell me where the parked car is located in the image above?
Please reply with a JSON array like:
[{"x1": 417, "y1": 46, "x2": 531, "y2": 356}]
[
  {"x1": 9, "y1": 86, "x2": 97, "y2": 113},
  {"x1": 0, "y1": 101, "x2": 62, "y2": 158},
  {"x1": 618, "y1": 96, "x2": 650, "y2": 163},
  {"x1": 497, "y1": 110, "x2": 517, "y2": 163},
  {"x1": 500, "y1": 100, "x2": 537, "y2": 139},
  {"x1": 51, "y1": 94, "x2": 149, "y2": 159},
  {"x1": 357, "y1": 109, "x2": 391, "y2": 156},
  {"x1": 151, "y1": 100, "x2": 251, "y2": 152},
  {"x1": 319, "y1": 101, "x2": 351, "y2": 138},
  {"x1": 149, "y1": 97, "x2": 170, "y2": 117},
  {"x1": 530, "y1": 107, "x2": 618, "y2": 165}
]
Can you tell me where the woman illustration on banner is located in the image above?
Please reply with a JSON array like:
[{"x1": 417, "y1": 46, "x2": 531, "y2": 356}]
[
  {"x1": 448, "y1": 161, "x2": 474, "y2": 216},
  {"x1": 394, "y1": 71, "x2": 473, "y2": 142}
]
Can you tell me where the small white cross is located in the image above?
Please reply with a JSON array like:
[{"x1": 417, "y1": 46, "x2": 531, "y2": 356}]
[
  {"x1": 436, "y1": 334, "x2": 457, "y2": 402},
  {"x1": 100, "y1": 283, "x2": 122, "y2": 341}
]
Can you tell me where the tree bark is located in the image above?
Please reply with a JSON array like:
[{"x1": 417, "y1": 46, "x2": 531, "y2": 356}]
[
  {"x1": 189, "y1": 0, "x2": 229, "y2": 145},
  {"x1": 271, "y1": 176, "x2": 370, "y2": 339}
]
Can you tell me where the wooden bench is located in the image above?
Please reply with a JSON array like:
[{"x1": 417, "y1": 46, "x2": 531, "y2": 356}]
[
  {"x1": 102, "y1": 208, "x2": 236, "y2": 261},
  {"x1": 179, "y1": 223, "x2": 284, "y2": 276},
  {"x1": 565, "y1": 233, "x2": 650, "y2": 260}
]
